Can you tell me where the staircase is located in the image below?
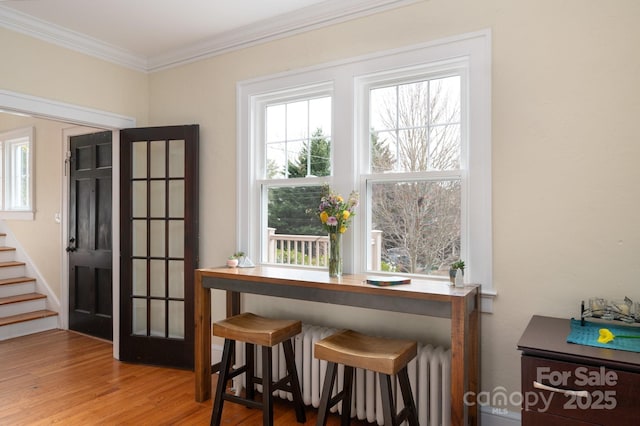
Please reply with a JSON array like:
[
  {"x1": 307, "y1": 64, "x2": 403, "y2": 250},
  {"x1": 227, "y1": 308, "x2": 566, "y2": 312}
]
[{"x1": 0, "y1": 235, "x2": 58, "y2": 340}]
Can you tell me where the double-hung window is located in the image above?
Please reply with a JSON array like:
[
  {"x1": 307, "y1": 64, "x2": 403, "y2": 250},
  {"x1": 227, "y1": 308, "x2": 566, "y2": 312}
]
[
  {"x1": 0, "y1": 127, "x2": 34, "y2": 219},
  {"x1": 358, "y1": 67, "x2": 466, "y2": 277},
  {"x1": 239, "y1": 31, "x2": 492, "y2": 292},
  {"x1": 250, "y1": 83, "x2": 334, "y2": 265}
]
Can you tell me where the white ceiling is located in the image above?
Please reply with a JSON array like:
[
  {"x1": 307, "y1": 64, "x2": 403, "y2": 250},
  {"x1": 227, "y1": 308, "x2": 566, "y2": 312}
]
[{"x1": 0, "y1": 0, "x2": 419, "y2": 72}]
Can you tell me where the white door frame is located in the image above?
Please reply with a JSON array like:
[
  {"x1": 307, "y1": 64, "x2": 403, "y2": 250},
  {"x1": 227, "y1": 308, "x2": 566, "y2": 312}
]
[{"x1": 1, "y1": 89, "x2": 136, "y2": 359}]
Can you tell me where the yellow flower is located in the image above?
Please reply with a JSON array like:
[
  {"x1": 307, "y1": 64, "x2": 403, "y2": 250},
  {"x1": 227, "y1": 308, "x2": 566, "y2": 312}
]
[
  {"x1": 598, "y1": 328, "x2": 615, "y2": 344},
  {"x1": 337, "y1": 195, "x2": 343, "y2": 203},
  {"x1": 342, "y1": 210, "x2": 350, "y2": 220},
  {"x1": 320, "y1": 211, "x2": 329, "y2": 223},
  {"x1": 339, "y1": 226, "x2": 347, "y2": 233},
  {"x1": 596, "y1": 327, "x2": 640, "y2": 344}
]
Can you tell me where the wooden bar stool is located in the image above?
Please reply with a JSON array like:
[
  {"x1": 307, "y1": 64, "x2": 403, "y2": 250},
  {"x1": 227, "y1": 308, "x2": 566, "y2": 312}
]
[
  {"x1": 314, "y1": 329, "x2": 419, "y2": 426},
  {"x1": 210, "y1": 312, "x2": 306, "y2": 426}
]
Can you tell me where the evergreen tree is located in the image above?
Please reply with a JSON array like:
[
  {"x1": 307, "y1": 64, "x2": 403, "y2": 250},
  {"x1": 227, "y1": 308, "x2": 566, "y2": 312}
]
[
  {"x1": 268, "y1": 129, "x2": 331, "y2": 236},
  {"x1": 287, "y1": 129, "x2": 331, "y2": 178}
]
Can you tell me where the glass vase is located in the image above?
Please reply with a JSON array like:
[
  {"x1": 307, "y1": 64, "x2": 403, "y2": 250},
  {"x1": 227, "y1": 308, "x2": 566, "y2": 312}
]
[{"x1": 328, "y1": 232, "x2": 342, "y2": 277}]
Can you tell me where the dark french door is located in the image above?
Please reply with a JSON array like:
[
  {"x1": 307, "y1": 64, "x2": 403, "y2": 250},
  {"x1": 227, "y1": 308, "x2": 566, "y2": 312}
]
[{"x1": 119, "y1": 125, "x2": 199, "y2": 369}]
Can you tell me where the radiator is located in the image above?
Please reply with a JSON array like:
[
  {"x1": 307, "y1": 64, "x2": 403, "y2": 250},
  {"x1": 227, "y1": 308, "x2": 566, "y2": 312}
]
[{"x1": 231, "y1": 324, "x2": 451, "y2": 426}]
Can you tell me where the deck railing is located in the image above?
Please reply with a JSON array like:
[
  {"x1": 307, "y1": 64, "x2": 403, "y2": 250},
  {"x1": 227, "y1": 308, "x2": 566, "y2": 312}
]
[{"x1": 267, "y1": 228, "x2": 382, "y2": 268}]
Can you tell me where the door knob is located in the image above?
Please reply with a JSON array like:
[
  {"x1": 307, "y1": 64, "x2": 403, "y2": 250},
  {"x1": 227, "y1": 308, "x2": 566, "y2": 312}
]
[{"x1": 66, "y1": 237, "x2": 77, "y2": 252}]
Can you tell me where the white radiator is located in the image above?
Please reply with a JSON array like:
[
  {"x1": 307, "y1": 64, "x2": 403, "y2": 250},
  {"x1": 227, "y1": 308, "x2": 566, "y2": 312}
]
[{"x1": 231, "y1": 324, "x2": 451, "y2": 426}]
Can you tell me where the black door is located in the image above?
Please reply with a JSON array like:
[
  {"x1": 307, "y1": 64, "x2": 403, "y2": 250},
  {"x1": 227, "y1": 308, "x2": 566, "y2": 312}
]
[
  {"x1": 119, "y1": 125, "x2": 199, "y2": 369},
  {"x1": 68, "y1": 130, "x2": 113, "y2": 341}
]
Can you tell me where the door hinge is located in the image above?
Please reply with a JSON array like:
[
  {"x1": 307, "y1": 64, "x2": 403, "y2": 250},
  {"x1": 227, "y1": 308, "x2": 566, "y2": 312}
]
[{"x1": 64, "y1": 151, "x2": 72, "y2": 176}]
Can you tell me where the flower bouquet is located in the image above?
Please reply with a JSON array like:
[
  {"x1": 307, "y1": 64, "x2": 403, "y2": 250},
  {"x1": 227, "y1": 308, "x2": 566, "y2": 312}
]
[{"x1": 316, "y1": 185, "x2": 358, "y2": 277}]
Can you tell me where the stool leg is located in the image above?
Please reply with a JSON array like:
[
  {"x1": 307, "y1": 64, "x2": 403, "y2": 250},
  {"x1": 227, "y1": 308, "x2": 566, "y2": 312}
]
[
  {"x1": 210, "y1": 339, "x2": 235, "y2": 426},
  {"x1": 261, "y1": 346, "x2": 274, "y2": 426},
  {"x1": 340, "y1": 366, "x2": 354, "y2": 426},
  {"x1": 282, "y1": 339, "x2": 306, "y2": 423},
  {"x1": 245, "y1": 342, "x2": 255, "y2": 400},
  {"x1": 316, "y1": 361, "x2": 338, "y2": 426},
  {"x1": 379, "y1": 373, "x2": 396, "y2": 426},
  {"x1": 398, "y1": 367, "x2": 419, "y2": 426}
]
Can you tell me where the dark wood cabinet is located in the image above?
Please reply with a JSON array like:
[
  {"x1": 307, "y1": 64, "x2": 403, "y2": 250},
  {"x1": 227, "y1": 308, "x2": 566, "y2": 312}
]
[{"x1": 518, "y1": 316, "x2": 640, "y2": 426}]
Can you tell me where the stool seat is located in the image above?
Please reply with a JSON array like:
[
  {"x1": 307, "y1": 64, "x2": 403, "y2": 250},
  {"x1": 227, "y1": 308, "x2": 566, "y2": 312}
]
[
  {"x1": 213, "y1": 312, "x2": 301, "y2": 346},
  {"x1": 314, "y1": 329, "x2": 419, "y2": 426},
  {"x1": 314, "y1": 329, "x2": 417, "y2": 376},
  {"x1": 210, "y1": 313, "x2": 306, "y2": 426}
]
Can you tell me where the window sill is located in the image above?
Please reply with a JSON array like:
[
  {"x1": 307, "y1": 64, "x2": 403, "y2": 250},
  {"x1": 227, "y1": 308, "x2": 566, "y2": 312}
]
[
  {"x1": 481, "y1": 289, "x2": 496, "y2": 313},
  {"x1": 0, "y1": 211, "x2": 34, "y2": 221}
]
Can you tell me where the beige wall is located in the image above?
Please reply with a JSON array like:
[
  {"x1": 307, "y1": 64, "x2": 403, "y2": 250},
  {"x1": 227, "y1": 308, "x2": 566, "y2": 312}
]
[
  {"x1": 0, "y1": 27, "x2": 149, "y2": 123},
  {"x1": 149, "y1": 0, "x2": 640, "y2": 412},
  {"x1": 0, "y1": 115, "x2": 65, "y2": 296},
  {"x1": 1, "y1": 0, "x2": 639, "y2": 415}
]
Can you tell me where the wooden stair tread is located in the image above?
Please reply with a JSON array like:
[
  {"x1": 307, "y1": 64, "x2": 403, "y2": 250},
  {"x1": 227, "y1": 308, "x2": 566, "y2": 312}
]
[
  {"x1": 0, "y1": 261, "x2": 25, "y2": 268},
  {"x1": 0, "y1": 309, "x2": 57, "y2": 327},
  {"x1": 0, "y1": 292, "x2": 46, "y2": 305},
  {"x1": 0, "y1": 277, "x2": 36, "y2": 286},
  {"x1": 0, "y1": 246, "x2": 16, "y2": 252}
]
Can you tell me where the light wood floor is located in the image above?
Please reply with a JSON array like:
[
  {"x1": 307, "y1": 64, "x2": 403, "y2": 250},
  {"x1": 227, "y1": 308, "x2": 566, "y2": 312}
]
[{"x1": 0, "y1": 330, "x2": 371, "y2": 425}]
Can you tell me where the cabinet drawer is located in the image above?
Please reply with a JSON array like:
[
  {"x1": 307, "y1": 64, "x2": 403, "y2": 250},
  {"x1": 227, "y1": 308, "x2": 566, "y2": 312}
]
[
  {"x1": 522, "y1": 355, "x2": 640, "y2": 425},
  {"x1": 522, "y1": 409, "x2": 599, "y2": 426}
]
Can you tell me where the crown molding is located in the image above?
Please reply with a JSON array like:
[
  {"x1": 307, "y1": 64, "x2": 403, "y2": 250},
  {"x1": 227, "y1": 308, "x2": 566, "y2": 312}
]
[
  {"x1": 0, "y1": 0, "x2": 422, "y2": 73},
  {"x1": 0, "y1": 5, "x2": 148, "y2": 72},
  {"x1": 147, "y1": 0, "x2": 423, "y2": 72}
]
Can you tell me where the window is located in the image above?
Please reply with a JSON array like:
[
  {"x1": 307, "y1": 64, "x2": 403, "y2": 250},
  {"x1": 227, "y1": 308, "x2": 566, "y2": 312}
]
[
  {"x1": 0, "y1": 127, "x2": 34, "y2": 218},
  {"x1": 361, "y1": 71, "x2": 465, "y2": 277},
  {"x1": 250, "y1": 84, "x2": 334, "y2": 265},
  {"x1": 239, "y1": 31, "x2": 492, "y2": 291},
  {"x1": 265, "y1": 95, "x2": 332, "y2": 179}
]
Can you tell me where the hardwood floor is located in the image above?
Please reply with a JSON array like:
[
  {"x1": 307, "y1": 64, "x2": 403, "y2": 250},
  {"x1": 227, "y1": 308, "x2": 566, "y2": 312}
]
[{"x1": 0, "y1": 330, "x2": 371, "y2": 425}]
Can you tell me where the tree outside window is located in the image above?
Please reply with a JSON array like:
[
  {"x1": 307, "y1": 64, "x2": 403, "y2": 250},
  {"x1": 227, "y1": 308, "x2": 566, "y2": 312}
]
[{"x1": 368, "y1": 76, "x2": 462, "y2": 276}]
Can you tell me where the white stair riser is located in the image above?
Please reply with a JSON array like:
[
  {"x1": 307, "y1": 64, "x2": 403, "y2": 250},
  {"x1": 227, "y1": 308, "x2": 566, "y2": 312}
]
[
  {"x1": 0, "y1": 316, "x2": 58, "y2": 341},
  {"x1": 0, "y1": 265, "x2": 26, "y2": 280},
  {"x1": 0, "y1": 237, "x2": 58, "y2": 341},
  {"x1": 0, "y1": 282, "x2": 36, "y2": 297},
  {"x1": 0, "y1": 250, "x2": 16, "y2": 262},
  {"x1": 0, "y1": 299, "x2": 47, "y2": 317}
]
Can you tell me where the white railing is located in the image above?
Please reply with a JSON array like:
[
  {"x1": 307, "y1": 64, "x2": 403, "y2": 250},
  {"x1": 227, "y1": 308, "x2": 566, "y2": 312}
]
[
  {"x1": 267, "y1": 228, "x2": 328, "y2": 266},
  {"x1": 267, "y1": 228, "x2": 382, "y2": 268}
]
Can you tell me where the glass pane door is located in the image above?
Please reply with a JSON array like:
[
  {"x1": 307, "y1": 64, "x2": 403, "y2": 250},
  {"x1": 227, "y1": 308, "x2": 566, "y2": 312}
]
[
  {"x1": 130, "y1": 138, "x2": 186, "y2": 338},
  {"x1": 120, "y1": 125, "x2": 198, "y2": 369}
]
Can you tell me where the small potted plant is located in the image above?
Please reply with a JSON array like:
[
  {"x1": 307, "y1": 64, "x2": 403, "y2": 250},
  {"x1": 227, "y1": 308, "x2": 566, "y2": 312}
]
[
  {"x1": 449, "y1": 260, "x2": 465, "y2": 285},
  {"x1": 226, "y1": 251, "x2": 245, "y2": 268}
]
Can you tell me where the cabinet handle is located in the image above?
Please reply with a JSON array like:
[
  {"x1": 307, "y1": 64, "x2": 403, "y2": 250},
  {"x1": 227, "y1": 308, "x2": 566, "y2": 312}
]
[{"x1": 533, "y1": 381, "x2": 590, "y2": 398}]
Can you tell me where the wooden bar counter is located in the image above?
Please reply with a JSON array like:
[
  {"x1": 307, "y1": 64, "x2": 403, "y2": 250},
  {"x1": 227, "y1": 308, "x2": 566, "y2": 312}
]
[{"x1": 195, "y1": 266, "x2": 481, "y2": 426}]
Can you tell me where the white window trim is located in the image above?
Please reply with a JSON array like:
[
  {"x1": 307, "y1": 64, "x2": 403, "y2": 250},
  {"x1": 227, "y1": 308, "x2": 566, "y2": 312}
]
[
  {"x1": 238, "y1": 30, "x2": 493, "y2": 299},
  {"x1": 0, "y1": 126, "x2": 35, "y2": 220}
]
